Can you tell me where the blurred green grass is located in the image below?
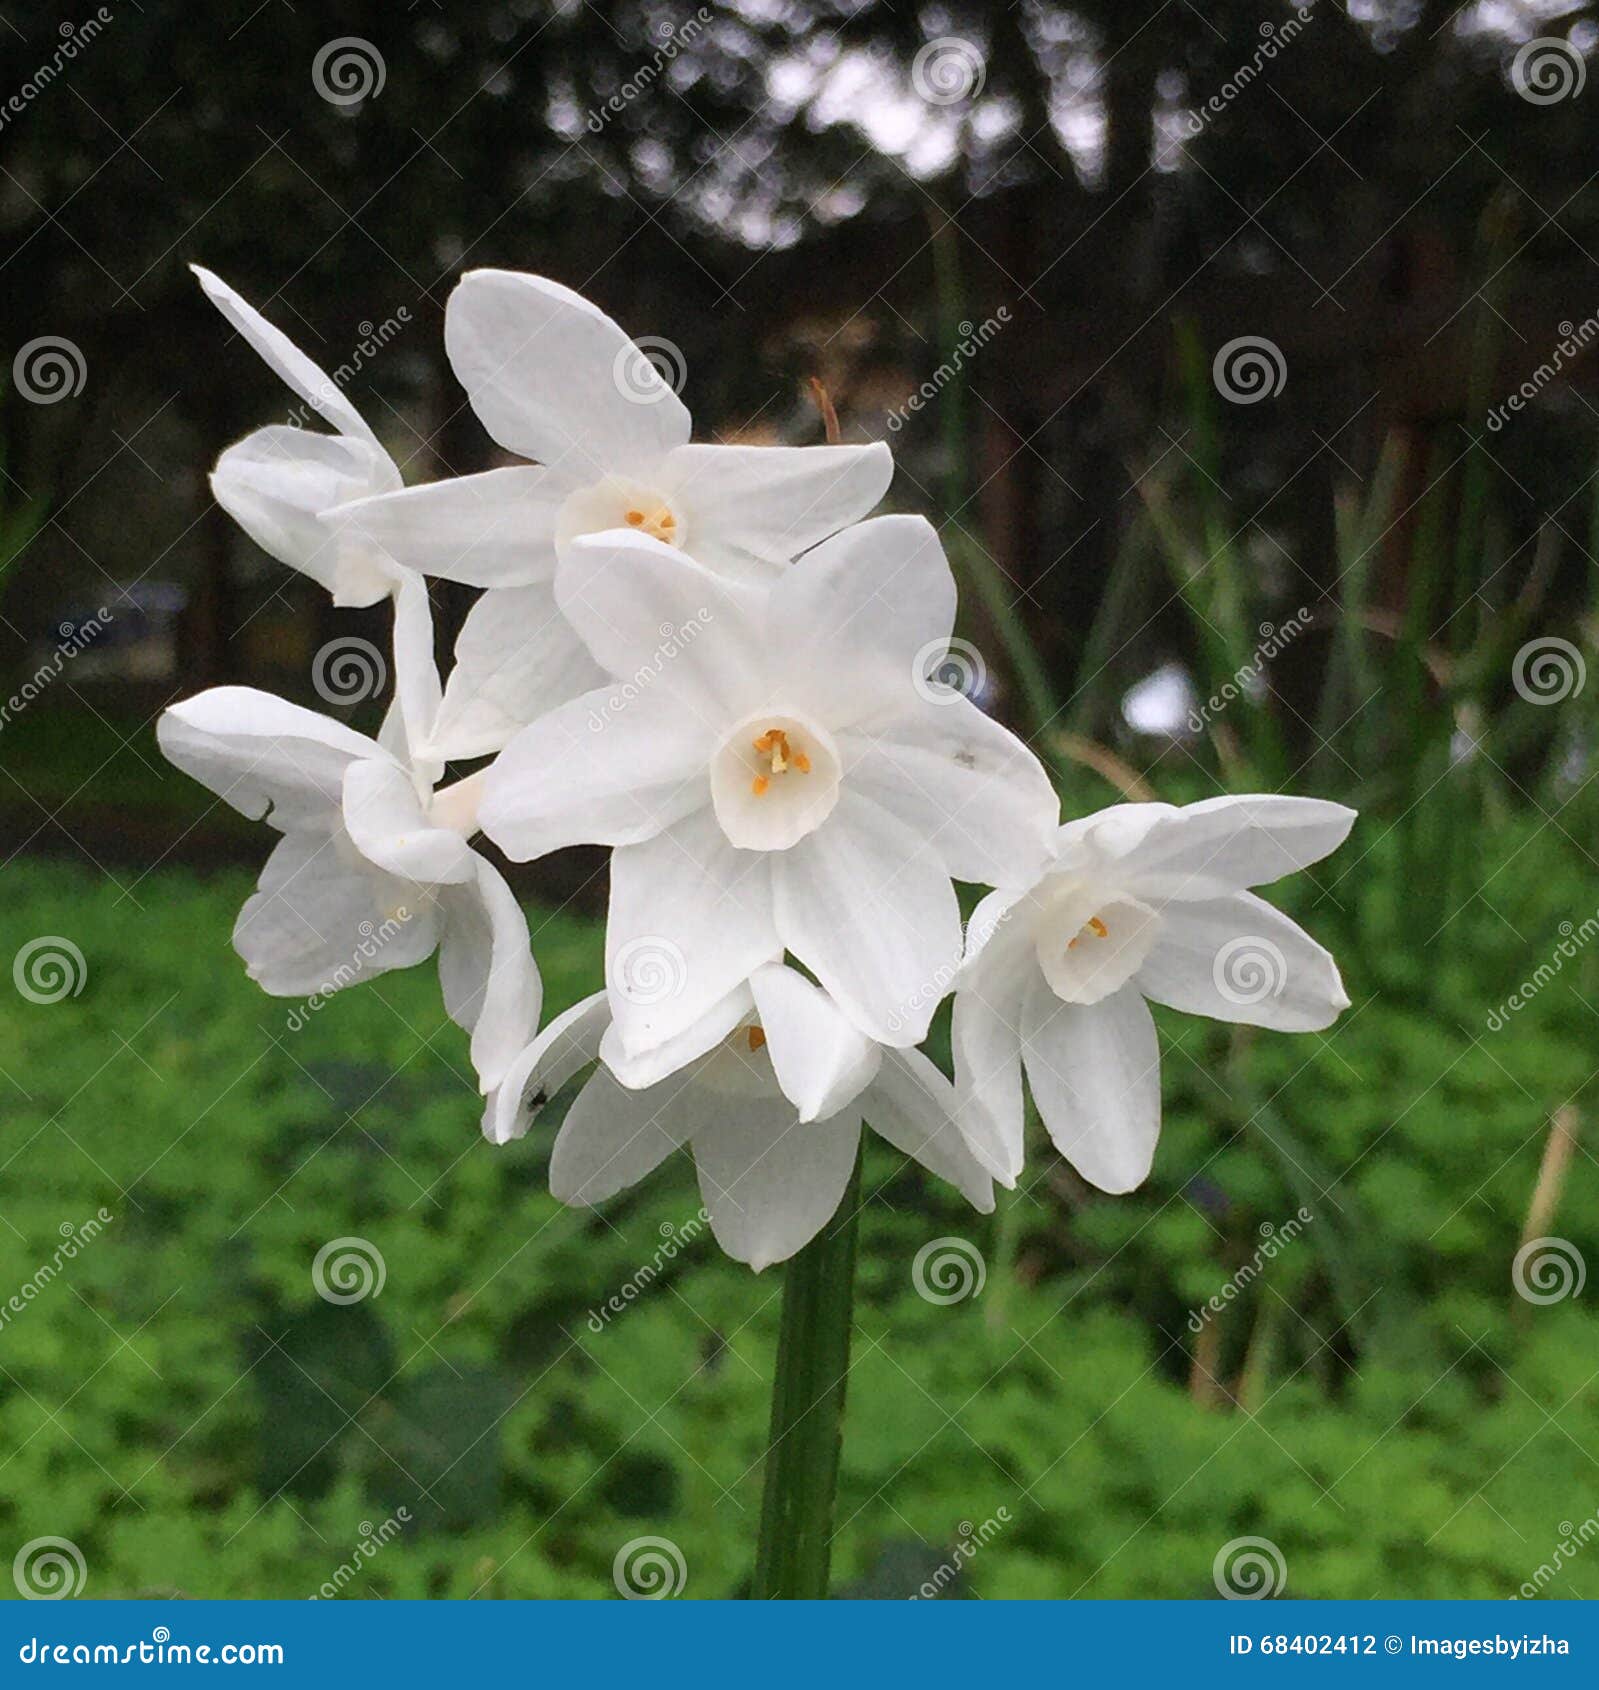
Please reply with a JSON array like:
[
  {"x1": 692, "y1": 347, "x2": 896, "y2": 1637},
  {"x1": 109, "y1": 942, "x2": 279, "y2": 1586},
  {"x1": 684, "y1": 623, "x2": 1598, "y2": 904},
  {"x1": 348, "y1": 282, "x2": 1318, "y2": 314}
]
[{"x1": 1, "y1": 839, "x2": 1596, "y2": 1600}]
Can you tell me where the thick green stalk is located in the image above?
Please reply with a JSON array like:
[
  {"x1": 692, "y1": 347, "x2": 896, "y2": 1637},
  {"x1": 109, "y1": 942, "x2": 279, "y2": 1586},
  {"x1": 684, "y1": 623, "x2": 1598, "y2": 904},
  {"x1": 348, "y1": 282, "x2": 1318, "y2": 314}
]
[{"x1": 751, "y1": 1149, "x2": 862, "y2": 1600}]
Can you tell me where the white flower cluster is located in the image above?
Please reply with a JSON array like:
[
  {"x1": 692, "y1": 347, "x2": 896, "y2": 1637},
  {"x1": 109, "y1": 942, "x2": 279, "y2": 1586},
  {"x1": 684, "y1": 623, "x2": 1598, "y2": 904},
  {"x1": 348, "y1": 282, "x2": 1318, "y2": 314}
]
[{"x1": 160, "y1": 266, "x2": 1355, "y2": 1271}]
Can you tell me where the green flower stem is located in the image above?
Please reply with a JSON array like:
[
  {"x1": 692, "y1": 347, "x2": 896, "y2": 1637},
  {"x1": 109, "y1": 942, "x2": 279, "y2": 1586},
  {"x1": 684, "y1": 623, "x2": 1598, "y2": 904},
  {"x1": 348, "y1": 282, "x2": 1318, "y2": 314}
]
[{"x1": 751, "y1": 1146, "x2": 862, "y2": 1600}]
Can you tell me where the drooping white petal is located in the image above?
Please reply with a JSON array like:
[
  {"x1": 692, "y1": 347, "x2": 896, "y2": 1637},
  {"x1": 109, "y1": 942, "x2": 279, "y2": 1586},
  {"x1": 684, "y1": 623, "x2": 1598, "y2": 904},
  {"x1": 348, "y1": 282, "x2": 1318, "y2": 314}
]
[
  {"x1": 324, "y1": 467, "x2": 565, "y2": 589},
  {"x1": 436, "y1": 859, "x2": 543, "y2": 1092},
  {"x1": 840, "y1": 691, "x2": 1058, "y2": 886},
  {"x1": 211, "y1": 428, "x2": 399, "y2": 599},
  {"x1": 864, "y1": 1047, "x2": 995, "y2": 1211},
  {"x1": 549, "y1": 1065, "x2": 695, "y2": 1205},
  {"x1": 1021, "y1": 978, "x2": 1161, "y2": 1194},
  {"x1": 599, "y1": 980, "x2": 754, "y2": 1091},
  {"x1": 1137, "y1": 891, "x2": 1349, "y2": 1032},
  {"x1": 950, "y1": 946, "x2": 1031, "y2": 1185},
  {"x1": 444, "y1": 268, "x2": 691, "y2": 480},
  {"x1": 661, "y1": 442, "x2": 893, "y2": 571},
  {"x1": 605, "y1": 807, "x2": 780, "y2": 1056},
  {"x1": 191, "y1": 265, "x2": 380, "y2": 447},
  {"x1": 692, "y1": 1103, "x2": 861, "y2": 1271},
  {"x1": 555, "y1": 529, "x2": 766, "y2": 719},
  {"x1": 773, "y1": 790, "x2": 962, "y2": 1047},
  {"x1": 764, "y1": 515, "x2": 958, "y2": 726},
  {"x1": 478, "y1": 685, "x2": 711, "y2": 862},
  {"x1": 1109, "y1": 795, "x2": 1357, "y2": 900},
  {"x1": 341, "y1": 758, "x2": 476, "y2": 887},
  {"x1": 484, "y1": 990, "x2": 610, "y2": 1145},
  {"x1": 749, "y1": 963, "x2": 881, "y2": 1123},
  {"x1": 157, "y1": 687, "x2": 379, "y2": 831},
  {"x1": 390, "y1": 572, "x2": 444, "y2": 773},
  {"x1": 424, "y1": 586, "x2": 609, "y2": 764},
  {"x1": 233, "y1": 831, "x2": 438, "y2": 997}
]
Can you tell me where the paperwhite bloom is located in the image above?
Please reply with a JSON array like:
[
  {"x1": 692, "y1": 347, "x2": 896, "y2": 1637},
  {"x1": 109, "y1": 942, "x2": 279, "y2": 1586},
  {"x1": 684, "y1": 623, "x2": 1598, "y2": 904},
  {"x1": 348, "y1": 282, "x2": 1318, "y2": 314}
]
[
  {"x1": 486, "y1": 963, "x2": 993, "y2": 1270},
  {"x1": 952, "y1": 796, "x2": 1355, "y2": 1192},
  {"x1": 193, "y1": 265, "x2": 405, "y2": 608},
  {"x1": 155, "y1": 579, "x2": 540, "y2": 1096},
  {"x1": 479, "y1": 515, "x2": 1059, "y2": 1054},
  {"x1": 324, "y1": 269, "x2": 894, "y2": 590}
]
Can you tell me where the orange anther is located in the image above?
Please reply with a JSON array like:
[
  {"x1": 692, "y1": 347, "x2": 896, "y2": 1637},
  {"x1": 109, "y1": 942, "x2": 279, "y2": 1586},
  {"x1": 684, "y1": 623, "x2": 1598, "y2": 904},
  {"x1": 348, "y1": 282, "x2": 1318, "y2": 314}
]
[
  {"x1": 752, "y1": 775, "x2": 770, "y2": 797},
  {"x1": 747, "y1": 1026, "x2": 767, "y2": 1052}
]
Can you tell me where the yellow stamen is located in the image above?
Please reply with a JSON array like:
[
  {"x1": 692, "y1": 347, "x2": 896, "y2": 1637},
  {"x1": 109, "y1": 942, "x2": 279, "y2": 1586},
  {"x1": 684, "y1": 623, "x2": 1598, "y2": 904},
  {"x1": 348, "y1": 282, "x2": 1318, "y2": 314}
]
[
  {"x1": 747, "y1": 1025, "x2": 766, "y2": 1052},
  {"x1": 621, "y1": 503, "x2": 679, "y2": 544},
  {"x1": 751, "y1": 775, "x2": 769, "y2": 797},
  {"x1": 1067, "y1": 915, "x2": 1110, "y2": 951}
]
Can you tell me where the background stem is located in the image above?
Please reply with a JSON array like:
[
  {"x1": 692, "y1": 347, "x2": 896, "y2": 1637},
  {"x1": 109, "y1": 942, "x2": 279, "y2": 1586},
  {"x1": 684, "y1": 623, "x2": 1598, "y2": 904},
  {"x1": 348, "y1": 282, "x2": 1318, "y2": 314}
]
[{"x1": 751, "y1": 1147, "x2": 862, "y2": 1599}]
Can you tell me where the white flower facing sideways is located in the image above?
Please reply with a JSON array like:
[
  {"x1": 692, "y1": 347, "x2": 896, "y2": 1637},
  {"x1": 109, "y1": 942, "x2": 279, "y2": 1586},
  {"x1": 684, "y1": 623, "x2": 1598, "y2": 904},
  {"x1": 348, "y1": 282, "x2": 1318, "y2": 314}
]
[
  {"x1": 952, "y1": 796, "x2": 1356, "y2": 1193},
  {"x1": 156, "y1": 578, "x2": 541, "y2": 1107},
  {"x1": 485, "y1": 963, "x2": 994, "y2": 1270},
  {"x1": 479, "y1": 513, "x2": 1060, "y2": 1057},
  {"x1": 323, "y1": 268, "x2": 895, "y2": 591}
]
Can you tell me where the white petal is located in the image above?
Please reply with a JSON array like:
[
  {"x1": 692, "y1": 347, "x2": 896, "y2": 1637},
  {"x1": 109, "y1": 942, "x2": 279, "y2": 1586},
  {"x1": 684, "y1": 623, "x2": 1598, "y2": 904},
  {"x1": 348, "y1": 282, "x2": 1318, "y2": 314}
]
[
  {"x1": 549, "y1": 1065, "x2": 695, "y2": 1205},
  {"x1": 325, "y1": 467, "x2": 564, "y2": 589},
  {"x1": 749, "y1": 963, "x2": 881, "y2": 1122},
  {"x1": 157, "y1": 687, "x2": 378, "y2": 830},
  {"x1": 600, "y1": 980, "x2": 754, "y2": 1090},
  {"x1": 484, "y1": 990, "x2": 610, "y2": 1145},
  {"x1": 865, "y1": 1047, "x2": 994, "y2": 1211},
  {"x1": 773, "y1": 790, "x2": 962, "y2": 1047},
  {"x1": 444, "y1": 268, "x2": 690, "y2": 480},
  {"x1": 192, "y1": 265, "x2": 379, "y2": 446},
  {"x1": 662, "y1": 442, "x2": 892, "y2": 568},
  {"x1": 1111, "y1": 795, "x2": 1357, "y2": 899},
  {"x1": 841, "y1": 692, "x2": 1057, "y2": 886},
  {"x1": 436, "y1": 859, "x2": 543, "y2": 1091},
  {"x1": 950, "y1": 952, "x2": 1030, "y2": 1185},
  {"x1": 1022, "y1": 979, "x2": 1161, "y2": 1194},
  {"x1": 606, "y1": 807, "x2": 779, "y2": 1056},
  {"x1": 1137, "y1": 891, "x2": 1349, "y2": 1032},
  {"x1": 341, "y1": 758, "x2": 475, "y2": 887},
  {"x1": 693, "y1": 1105, "x2": 860, "y2": 1271},
  {"x1": 477, "y1": 685, "x2": 711, "y2": 861},
  {"x1": 211, "y1": 427, "x2": 399, "y2": 598},
  {"x1": 556, "y1": 529, "x2": 766, "y2": 719},
  {"x1": 425, "y1": 585, "x2": 609, "y2": 764},
  {"x1": 765, "y1": 515, "x2": 957, "y2": 725},
  {"x1": 234, "y1": 831, "x2": 438, "y2": 997},
  {"x1": 390, "y1": 572, "x2": 444, "y2": 770}
]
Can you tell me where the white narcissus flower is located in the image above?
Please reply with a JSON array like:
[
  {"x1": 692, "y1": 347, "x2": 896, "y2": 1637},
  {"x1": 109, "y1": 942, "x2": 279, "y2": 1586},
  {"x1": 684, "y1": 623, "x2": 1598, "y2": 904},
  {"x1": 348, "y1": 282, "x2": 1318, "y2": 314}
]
[
  {"x1": 486, "y1": 963, "x2": 993, "y2": 1270},
  {"x1": 155, "y1": 579, "x2": 540, "y2": 1097},
  {"x1": 322, "y1": 269, "x2": 894, "y2": 590},
  {"x1": 192, "y1": 265, "x2": 405, "y2": 608},
  {"x1": 952, "y1": 796, "x2": 1355, "y2": 1193},
  {"x1": 478, "y1": 515, "x2": 1059, "y2": 1055}
]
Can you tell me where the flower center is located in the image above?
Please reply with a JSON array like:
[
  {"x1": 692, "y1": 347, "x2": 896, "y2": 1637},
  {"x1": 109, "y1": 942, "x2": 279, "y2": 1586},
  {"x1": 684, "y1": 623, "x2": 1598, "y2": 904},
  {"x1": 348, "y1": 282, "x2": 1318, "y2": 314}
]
[
  {"x1": 1034, "y1": 887, "x2": 1162, "y2": 1005},
  {"x1": 710, "y1": 710, "x2": 841, "y2": 851},
  {"x1": 557, "y1": 475, "x2": 686, "y2": 552},
  {"x1": 623, "y1": 503, "x2": 678, "y2": 545},
  {"x1": 694, "y1": 1020, "x2": 781, "y2": 1099}
]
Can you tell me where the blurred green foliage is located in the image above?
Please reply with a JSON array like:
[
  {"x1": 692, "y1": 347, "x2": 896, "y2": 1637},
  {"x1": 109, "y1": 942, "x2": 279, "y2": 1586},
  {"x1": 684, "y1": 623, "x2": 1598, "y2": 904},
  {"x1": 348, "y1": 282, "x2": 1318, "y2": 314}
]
[{"x1": 1, "y1": 835, "x2": 1594, "y2": 1601}]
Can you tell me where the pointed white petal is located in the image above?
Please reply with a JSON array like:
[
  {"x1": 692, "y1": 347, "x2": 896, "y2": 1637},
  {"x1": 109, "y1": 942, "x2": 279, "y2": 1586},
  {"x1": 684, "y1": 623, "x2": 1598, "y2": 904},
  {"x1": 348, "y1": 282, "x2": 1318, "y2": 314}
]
[
  {"x1": 1137, "y1": 891, "x2": 1349, "y2": 1032},
  {"x1": 484, "y1": 990, "x2": 611, "y2": 1145},
  {"x1": 549, "y1": 1065, "x2": 695, "y2": 1205},
  {"x1": 1022, "y1": 979, "x2": 1161, "y2": 1194},
  {"x1": 1112, "y1": 795, "x2": 1357, "y2": 899},
  {"x1": 444, "y1": 268, "x2": 690, "y2": 480},
  {"x1": 436, "y1": 859, "x2": 543, "y2": 1092},
  {"x1": 157, "y1": 687, "x2": 378, "y2": 830},
  {"x1": 341, "y1": 757, "x2": 475, "y2": 887},
  {"x1": 865, "y1": 1047, "x2": 995, "y2": 1211},
  {"x1": 749, "y1": 963, "x2": 881, "y2": 1123},
  {"x1": 950, "y1": 952, "x2": 1031, "y2": 1186},
  {"x1": 600, "y1": 980, "x2": 754, "y2": 1090},
  {"x1": 773, "y1": 790, "x2": 962, "y2": 1047},
  {"x1": 390, "y1": 572, "x2": 444, "y2": 770}
]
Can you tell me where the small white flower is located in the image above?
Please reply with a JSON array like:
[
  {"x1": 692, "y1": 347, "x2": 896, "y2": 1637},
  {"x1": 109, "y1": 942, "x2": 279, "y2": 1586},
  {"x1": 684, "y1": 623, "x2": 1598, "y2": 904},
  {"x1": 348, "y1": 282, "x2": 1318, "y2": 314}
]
[
  {"x1": 478, "y1": 517, "x2": 1059, "y2": 1052},
  {"x1": 487, "y1": 964, "x2": 993, "y2": 1271},
  {"x1": 952, "y1": 796, "x2": 1355, "y2": 1191},
  {"x1": 322, "y1": 269, "x2": 894, "y2": 589}
]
